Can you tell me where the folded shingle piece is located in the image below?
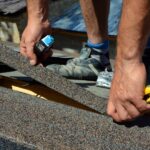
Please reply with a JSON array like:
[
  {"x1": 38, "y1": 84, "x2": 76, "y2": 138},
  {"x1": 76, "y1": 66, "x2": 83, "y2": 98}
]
[{"x1": 0, "y1": 42, "x2": 107, "y2": 113}]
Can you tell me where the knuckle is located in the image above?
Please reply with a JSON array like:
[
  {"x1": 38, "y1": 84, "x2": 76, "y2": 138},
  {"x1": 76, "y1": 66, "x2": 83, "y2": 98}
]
[
  {"x1": 26, "y1": 53, "x2": 32, "y2": 59},
  {"x1": 107, "y1": 109, "x2": 114, "y2": 117},
  {"x1": 26, "y1": 50, "x2": 35, "y2": 58},
  {"x1": 107, "y1": 109, "x2": 112, "y2": 116},
  {"x1": 113, "y1": 117, "x2": 121, "y2": 123},
  {"x1": 130, "y1": 113, "x2": 140, "y2": 119},
  {"x1": 127, "y1": 116, "x2": 133, "y2": 121},
  {"x1": 26, "y1": 50, "x2": 33, "y2": 55},
  {"x1": 119, "y1": 116, "x2": 128, "y2": 122},
  {"x1": 136, "y1": 104, "x2": 147, "y2": 112},
  {"x1": 26, "y1": 41, "x2": 35, "y2": 48}
]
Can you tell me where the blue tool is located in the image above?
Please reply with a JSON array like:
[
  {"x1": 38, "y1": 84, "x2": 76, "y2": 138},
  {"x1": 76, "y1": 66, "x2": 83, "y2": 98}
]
[{"x1": 34, "y1": 35, "x2": 54, "y2": 56}]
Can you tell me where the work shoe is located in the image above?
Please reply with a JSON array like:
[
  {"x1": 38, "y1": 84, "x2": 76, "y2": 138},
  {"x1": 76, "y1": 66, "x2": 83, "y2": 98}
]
[
  {"x1": 46, "y1": 44, "x2": 112, "y2": 80},
  {"x1": 96, "y1": 69, "x2": 113, "y2": 88}
]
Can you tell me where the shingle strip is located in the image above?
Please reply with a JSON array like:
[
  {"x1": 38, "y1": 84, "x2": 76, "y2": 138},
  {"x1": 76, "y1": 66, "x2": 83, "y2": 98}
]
[
  {"x1": 0, "y1": 87, "x2": 150, "y2": 149},
  {"x1": 0, "y1": 42, "x2": 107, "y2": 114}
]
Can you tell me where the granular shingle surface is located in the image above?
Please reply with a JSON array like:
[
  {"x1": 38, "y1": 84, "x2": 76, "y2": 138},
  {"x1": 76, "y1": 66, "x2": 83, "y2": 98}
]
[
  {"x1": 0, "y1": 87, "x2": 150, "y2": 149},
  {"x1": 0, "y1": 42, "x2": 107, "y2": 113},
  {"x1": 0, "y1": 136, "x2": 35, "y2": 150}
]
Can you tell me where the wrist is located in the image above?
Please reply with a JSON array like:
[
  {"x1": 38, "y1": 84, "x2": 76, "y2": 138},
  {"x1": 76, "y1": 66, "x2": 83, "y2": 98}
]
[
  {"x1": 28, "y1": 14, "x2": 49, "y2": 24},
  {"x1": 27, "y1": 19, "x2": 51, "y2": 28},
  {"x1": 114, "y1": 56, "x2": 144, "y2": 75},
  {"x1": 27, "y1": 0, "x2": 49, "y2": 24},
  {"x1": 115, "y1": 45, "x2": 144, "y2": 71},
  {"x1": 116, "y1": 45, "x2": 143, "y2": 64},
  {"x1": 115, "y1": 56, "x2": 143, "y2": 68}
]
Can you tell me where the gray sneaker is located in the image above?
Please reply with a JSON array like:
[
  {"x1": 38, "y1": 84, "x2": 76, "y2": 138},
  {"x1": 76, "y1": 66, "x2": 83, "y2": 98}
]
[
  {"x1": 46, "y1": 45, "x2": 112, "y2": 80},
  {"x1": 96, "y1": 69, "x2": 113, "y2": 88}
]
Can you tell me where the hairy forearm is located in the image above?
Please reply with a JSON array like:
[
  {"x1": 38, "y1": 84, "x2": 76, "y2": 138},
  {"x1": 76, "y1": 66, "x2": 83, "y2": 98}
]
[
  {"x1": 26, "y1": 0, "x2": 49, "y2": 23},
  {"x1": 117, "y1": 0, "x2": 150, "y2": 63}
]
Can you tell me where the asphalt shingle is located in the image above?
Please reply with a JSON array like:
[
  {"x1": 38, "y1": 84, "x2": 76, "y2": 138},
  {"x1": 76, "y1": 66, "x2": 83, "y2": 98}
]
[{"x1": 0, "y1": 87, "x2": 150, "y2": 149}]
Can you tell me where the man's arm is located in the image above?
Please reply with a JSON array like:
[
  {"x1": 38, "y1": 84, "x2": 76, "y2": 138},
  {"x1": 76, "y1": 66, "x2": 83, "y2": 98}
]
[
  {"x1": 26, "y1": 0, "x2": 49, "y2": 23},
  {"x1": 20, "y1": 0, "x2": 52, "y2": 65},
  {"x1": 79, "y1": 0, "x2": 109, "y2": 43},
  {"x1": 107, "y1": 0, "x2": 150, "y2": 122}
]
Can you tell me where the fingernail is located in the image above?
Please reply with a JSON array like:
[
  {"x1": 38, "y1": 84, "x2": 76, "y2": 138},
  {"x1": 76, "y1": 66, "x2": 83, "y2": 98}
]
[{"x1": 30, "y1": 60, "x2": 36, "y2": 65}]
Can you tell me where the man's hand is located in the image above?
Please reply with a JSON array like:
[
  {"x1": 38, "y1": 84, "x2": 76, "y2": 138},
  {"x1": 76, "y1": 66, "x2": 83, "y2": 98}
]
[
  {"x1": 20, "y1": 21, "x2": 52, "y2": 65},
  {"x1": 107, "y1": 61, "x2": 150, "y2": 122},
  {"x1": 107, "y1": 0, "x2": 150, "y2": 122}
]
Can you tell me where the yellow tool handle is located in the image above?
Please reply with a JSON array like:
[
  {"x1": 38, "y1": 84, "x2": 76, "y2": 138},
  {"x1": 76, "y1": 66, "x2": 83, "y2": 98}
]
[{"x1": 144, "y1": 85, "x2": 150, "y2": 103}]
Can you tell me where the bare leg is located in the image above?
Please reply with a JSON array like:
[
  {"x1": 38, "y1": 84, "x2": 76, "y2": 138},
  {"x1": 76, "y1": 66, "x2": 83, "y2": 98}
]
[
  {"x1": 80, "y1": 0, "x2": 110, "y2": 44},
  {"x1": 107, "y1": 0, "x2": 150, "y2": 122},
  {"x1": 46, "y1": 0, "x2": 111, "y2": 81}
]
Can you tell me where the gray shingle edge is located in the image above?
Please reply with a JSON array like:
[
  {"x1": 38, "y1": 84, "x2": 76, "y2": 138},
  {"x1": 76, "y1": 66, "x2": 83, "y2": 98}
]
[
  {"x1": 0, "y1": 134, "x2": 36, "y2": 150},
  {"x1": 0, "y1": 42, "x2": 107, "y2": 114}
]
